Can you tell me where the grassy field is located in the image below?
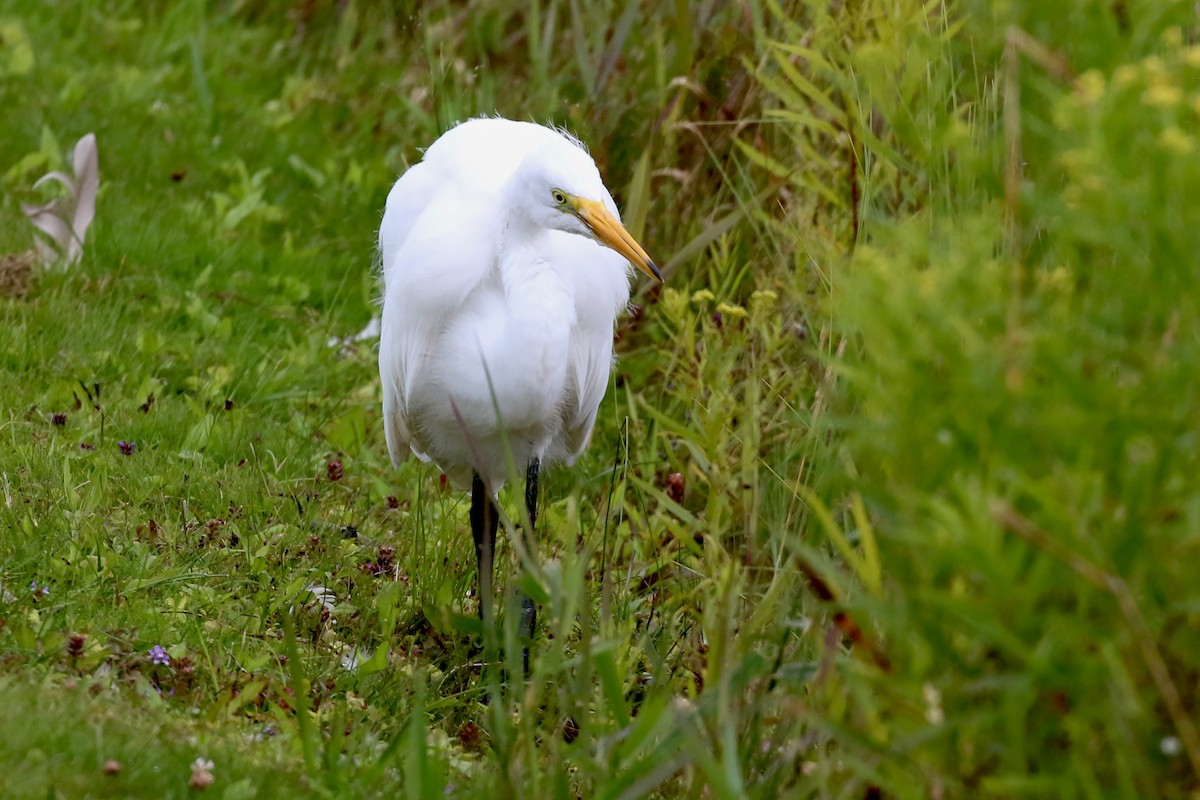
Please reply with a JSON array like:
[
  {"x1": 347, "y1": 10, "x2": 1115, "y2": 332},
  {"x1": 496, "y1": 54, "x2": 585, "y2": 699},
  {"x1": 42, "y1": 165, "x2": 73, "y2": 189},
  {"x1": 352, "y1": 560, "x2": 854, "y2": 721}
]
[{"x1": 1, "y1": 0, "x2": 1199, "y2": 797}]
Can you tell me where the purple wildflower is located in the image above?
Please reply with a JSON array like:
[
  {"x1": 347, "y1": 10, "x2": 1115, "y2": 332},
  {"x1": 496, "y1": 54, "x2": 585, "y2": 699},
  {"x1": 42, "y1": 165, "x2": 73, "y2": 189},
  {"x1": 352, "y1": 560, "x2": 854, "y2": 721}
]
[
  {"x1": 30, "y1": 580, "x2": 49, "y2": 597},
  {"x1": 118, "y1": 440, "x2": 136, "y2": 456},
  {"x1": 149, "y1": 645, "x2": 170, "y2": 666}
]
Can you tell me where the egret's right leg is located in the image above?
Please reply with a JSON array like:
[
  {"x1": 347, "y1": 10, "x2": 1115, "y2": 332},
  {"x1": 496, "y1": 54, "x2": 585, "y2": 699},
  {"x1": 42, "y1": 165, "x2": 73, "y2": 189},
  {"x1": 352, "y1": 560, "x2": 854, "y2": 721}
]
[
  {"x1": 470, "y1": 473, "x2": 498, "y2": 634},
  {"x1": 518, "y1": 458, "x2": 540, "y2": 675}
]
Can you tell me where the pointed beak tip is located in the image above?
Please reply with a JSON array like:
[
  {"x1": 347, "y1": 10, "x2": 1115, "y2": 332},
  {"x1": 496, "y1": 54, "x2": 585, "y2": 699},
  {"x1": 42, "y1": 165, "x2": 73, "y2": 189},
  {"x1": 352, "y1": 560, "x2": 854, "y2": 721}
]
[{"x1": 647, "y1": 259, "x2": 663, "y2": 282}]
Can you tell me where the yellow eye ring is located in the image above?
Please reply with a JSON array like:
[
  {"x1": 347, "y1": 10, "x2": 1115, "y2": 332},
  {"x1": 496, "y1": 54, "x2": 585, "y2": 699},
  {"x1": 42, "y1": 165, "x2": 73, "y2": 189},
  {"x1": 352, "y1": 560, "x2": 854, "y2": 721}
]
[{"x1": 552, "y1": 189, "x2": 567, "y2": 205}]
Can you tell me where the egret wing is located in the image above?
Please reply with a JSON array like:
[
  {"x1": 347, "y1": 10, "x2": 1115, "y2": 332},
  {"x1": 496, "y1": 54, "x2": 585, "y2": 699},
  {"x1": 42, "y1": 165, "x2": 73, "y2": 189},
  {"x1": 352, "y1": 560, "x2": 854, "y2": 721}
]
[
  {"x1": 563, "y1": 323, "x2": 615, "y2": 460},
  {"x1": 380, "y1": 160, "x2": 438, "y2": 278},
  {"x1": 379, "y1": 175, "x2": 501, "y2": 467},
  {"x1": 378, "y1": 161, "x2": 436, "y2": 466}
]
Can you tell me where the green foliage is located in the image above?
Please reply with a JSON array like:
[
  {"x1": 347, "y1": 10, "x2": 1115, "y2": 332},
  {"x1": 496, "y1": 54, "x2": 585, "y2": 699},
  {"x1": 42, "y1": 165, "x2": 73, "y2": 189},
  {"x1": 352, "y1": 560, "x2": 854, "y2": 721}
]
[
  {"x1": 817, "y1": 8, "x2": 1200, "y2": 800},
  {"x1": 1, "y1": 0, "x2": 1198, "y2": 797}
]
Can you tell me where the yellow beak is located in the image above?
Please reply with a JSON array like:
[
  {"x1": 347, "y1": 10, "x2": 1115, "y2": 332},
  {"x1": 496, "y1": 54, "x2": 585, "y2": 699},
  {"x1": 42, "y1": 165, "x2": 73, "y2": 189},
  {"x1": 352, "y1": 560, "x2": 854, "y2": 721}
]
[{"x1": 574, "y1": 197, "x2": 661, "y2": 281}]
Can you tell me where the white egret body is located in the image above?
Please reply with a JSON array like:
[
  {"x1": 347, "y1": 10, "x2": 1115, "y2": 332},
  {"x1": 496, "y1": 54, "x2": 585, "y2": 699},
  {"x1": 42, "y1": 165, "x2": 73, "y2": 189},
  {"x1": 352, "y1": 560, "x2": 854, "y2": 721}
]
[{"x1": 377, "y1": 117, "x2": 659, "y2": 664}]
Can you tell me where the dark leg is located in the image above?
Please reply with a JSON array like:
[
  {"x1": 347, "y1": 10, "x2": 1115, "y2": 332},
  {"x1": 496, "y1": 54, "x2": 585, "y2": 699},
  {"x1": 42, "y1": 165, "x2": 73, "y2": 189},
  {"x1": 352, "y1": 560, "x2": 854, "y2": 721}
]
[
  {"x1": 524, "y1": 458, "x2": 540, "y2": 532},
  {"x1": 470, "y1": 473, "x2": 498, "y2": 633},
  {"x1": 519, "y1": 458, "x2": 540, "y2": 675}
]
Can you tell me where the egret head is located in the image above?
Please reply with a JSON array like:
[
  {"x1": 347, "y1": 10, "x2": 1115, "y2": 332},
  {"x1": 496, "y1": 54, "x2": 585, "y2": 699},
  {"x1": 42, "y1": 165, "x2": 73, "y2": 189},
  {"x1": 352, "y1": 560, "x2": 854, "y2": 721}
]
[{"x1": 514, "y1": 141, "x2": 661, "y2": 281}]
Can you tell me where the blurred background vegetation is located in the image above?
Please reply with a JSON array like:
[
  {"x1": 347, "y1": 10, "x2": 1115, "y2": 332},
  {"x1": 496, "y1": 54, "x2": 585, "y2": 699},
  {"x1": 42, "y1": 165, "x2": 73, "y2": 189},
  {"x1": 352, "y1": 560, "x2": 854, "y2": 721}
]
[{"x1": 1, "y1": 0, "x2": 1198, "y2": 797}]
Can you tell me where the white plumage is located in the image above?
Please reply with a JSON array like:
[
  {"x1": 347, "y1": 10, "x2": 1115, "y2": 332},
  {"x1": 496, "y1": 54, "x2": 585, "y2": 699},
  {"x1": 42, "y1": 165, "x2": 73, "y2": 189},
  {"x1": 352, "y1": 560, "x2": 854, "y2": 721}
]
[{"x1": 378, "y1": 117, "x2": 659, "y2": 493}]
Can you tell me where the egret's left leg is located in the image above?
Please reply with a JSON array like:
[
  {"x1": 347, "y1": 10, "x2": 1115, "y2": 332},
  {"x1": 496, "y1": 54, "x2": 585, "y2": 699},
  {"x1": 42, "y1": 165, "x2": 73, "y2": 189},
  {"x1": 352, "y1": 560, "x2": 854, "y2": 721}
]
[{"x1": 518, "y1": 458, "x2": 540, "y2": 675}]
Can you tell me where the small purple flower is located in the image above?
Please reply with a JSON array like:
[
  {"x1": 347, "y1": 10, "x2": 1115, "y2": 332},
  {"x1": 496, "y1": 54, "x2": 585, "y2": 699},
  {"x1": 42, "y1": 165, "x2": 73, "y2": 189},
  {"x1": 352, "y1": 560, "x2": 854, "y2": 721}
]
[
  {"x1": 326, "y1": 459, "x2": 343, "y2": 481},
  {"x1": 30, "y1": 580, "x2": 49, "y2": 597},
  {"x1": 148, "y1": 645, "x2": 170, "y2": 666},
  {"x1": 118, "y1": 440, "x2": 136, "y2": 456}
]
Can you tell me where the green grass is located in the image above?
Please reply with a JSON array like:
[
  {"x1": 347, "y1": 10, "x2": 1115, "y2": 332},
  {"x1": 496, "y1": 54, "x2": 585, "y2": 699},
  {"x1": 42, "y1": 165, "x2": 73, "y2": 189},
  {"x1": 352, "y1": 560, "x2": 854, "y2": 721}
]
[{"x1": 1, "y1": 0, "x2": 1198, "y2": 797}]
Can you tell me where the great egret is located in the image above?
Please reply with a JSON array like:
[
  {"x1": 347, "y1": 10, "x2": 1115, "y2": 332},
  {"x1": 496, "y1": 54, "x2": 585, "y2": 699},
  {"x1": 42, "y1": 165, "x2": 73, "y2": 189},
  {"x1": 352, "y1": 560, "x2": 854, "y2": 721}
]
[{"x1": 378, "y1": 117, "x2": 660, "y2": 671}]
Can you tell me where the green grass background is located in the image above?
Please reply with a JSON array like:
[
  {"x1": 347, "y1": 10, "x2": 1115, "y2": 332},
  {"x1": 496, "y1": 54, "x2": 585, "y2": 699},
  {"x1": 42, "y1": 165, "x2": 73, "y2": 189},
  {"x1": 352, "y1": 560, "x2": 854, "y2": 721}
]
[{"x1": 1, "y1": 0, "x2": 1198, "y2": 797}]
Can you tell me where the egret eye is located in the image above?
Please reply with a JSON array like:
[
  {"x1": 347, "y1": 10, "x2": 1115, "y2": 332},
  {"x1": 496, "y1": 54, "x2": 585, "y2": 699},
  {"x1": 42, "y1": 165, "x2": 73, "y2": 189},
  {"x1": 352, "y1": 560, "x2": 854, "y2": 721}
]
[{"x1": 552, "y1": 189, "x2": 568, "y2": 205}]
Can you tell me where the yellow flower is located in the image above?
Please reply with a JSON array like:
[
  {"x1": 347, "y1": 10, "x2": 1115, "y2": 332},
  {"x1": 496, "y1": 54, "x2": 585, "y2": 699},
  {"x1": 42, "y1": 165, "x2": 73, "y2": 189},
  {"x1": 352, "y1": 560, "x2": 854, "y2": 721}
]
[
  {"x1": 661, "y1": 287, "x2": 687, "y2": 320},
  {"x1": 1036, "y1": 266, "x2": 1073, "y2": 293},
  {"x1": 1075, "y1": 70, "x2": 1106, "y2": 105},
  {"x1": 716, "y1": 302, "x2": 748, "y2": 319},
  {"x1": 1141, "y1": 55, "x2": 1166, "y2": 81},
  {"x1": 749, "y1": 289, "x2": 778, "y2": 307},
  {"x1": 1057, "y1": 148, "x2": 1096, "y2": 177},
  {"x1": 1113, "y1": 64, "x2": 1139, "y2": 89},
  {"x1": 690, "y1": 289, "x2": 715, "y2": 305},
  {"x1": 1160, "y1": 126, "x2": 1194, "y2": 156},
  {"x1": 1144, "y1": 83, "x2": 1183, "y2": 109},
  {"x1": 1079, "y1": 173, "x2": 1104, "y2": 194}
]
